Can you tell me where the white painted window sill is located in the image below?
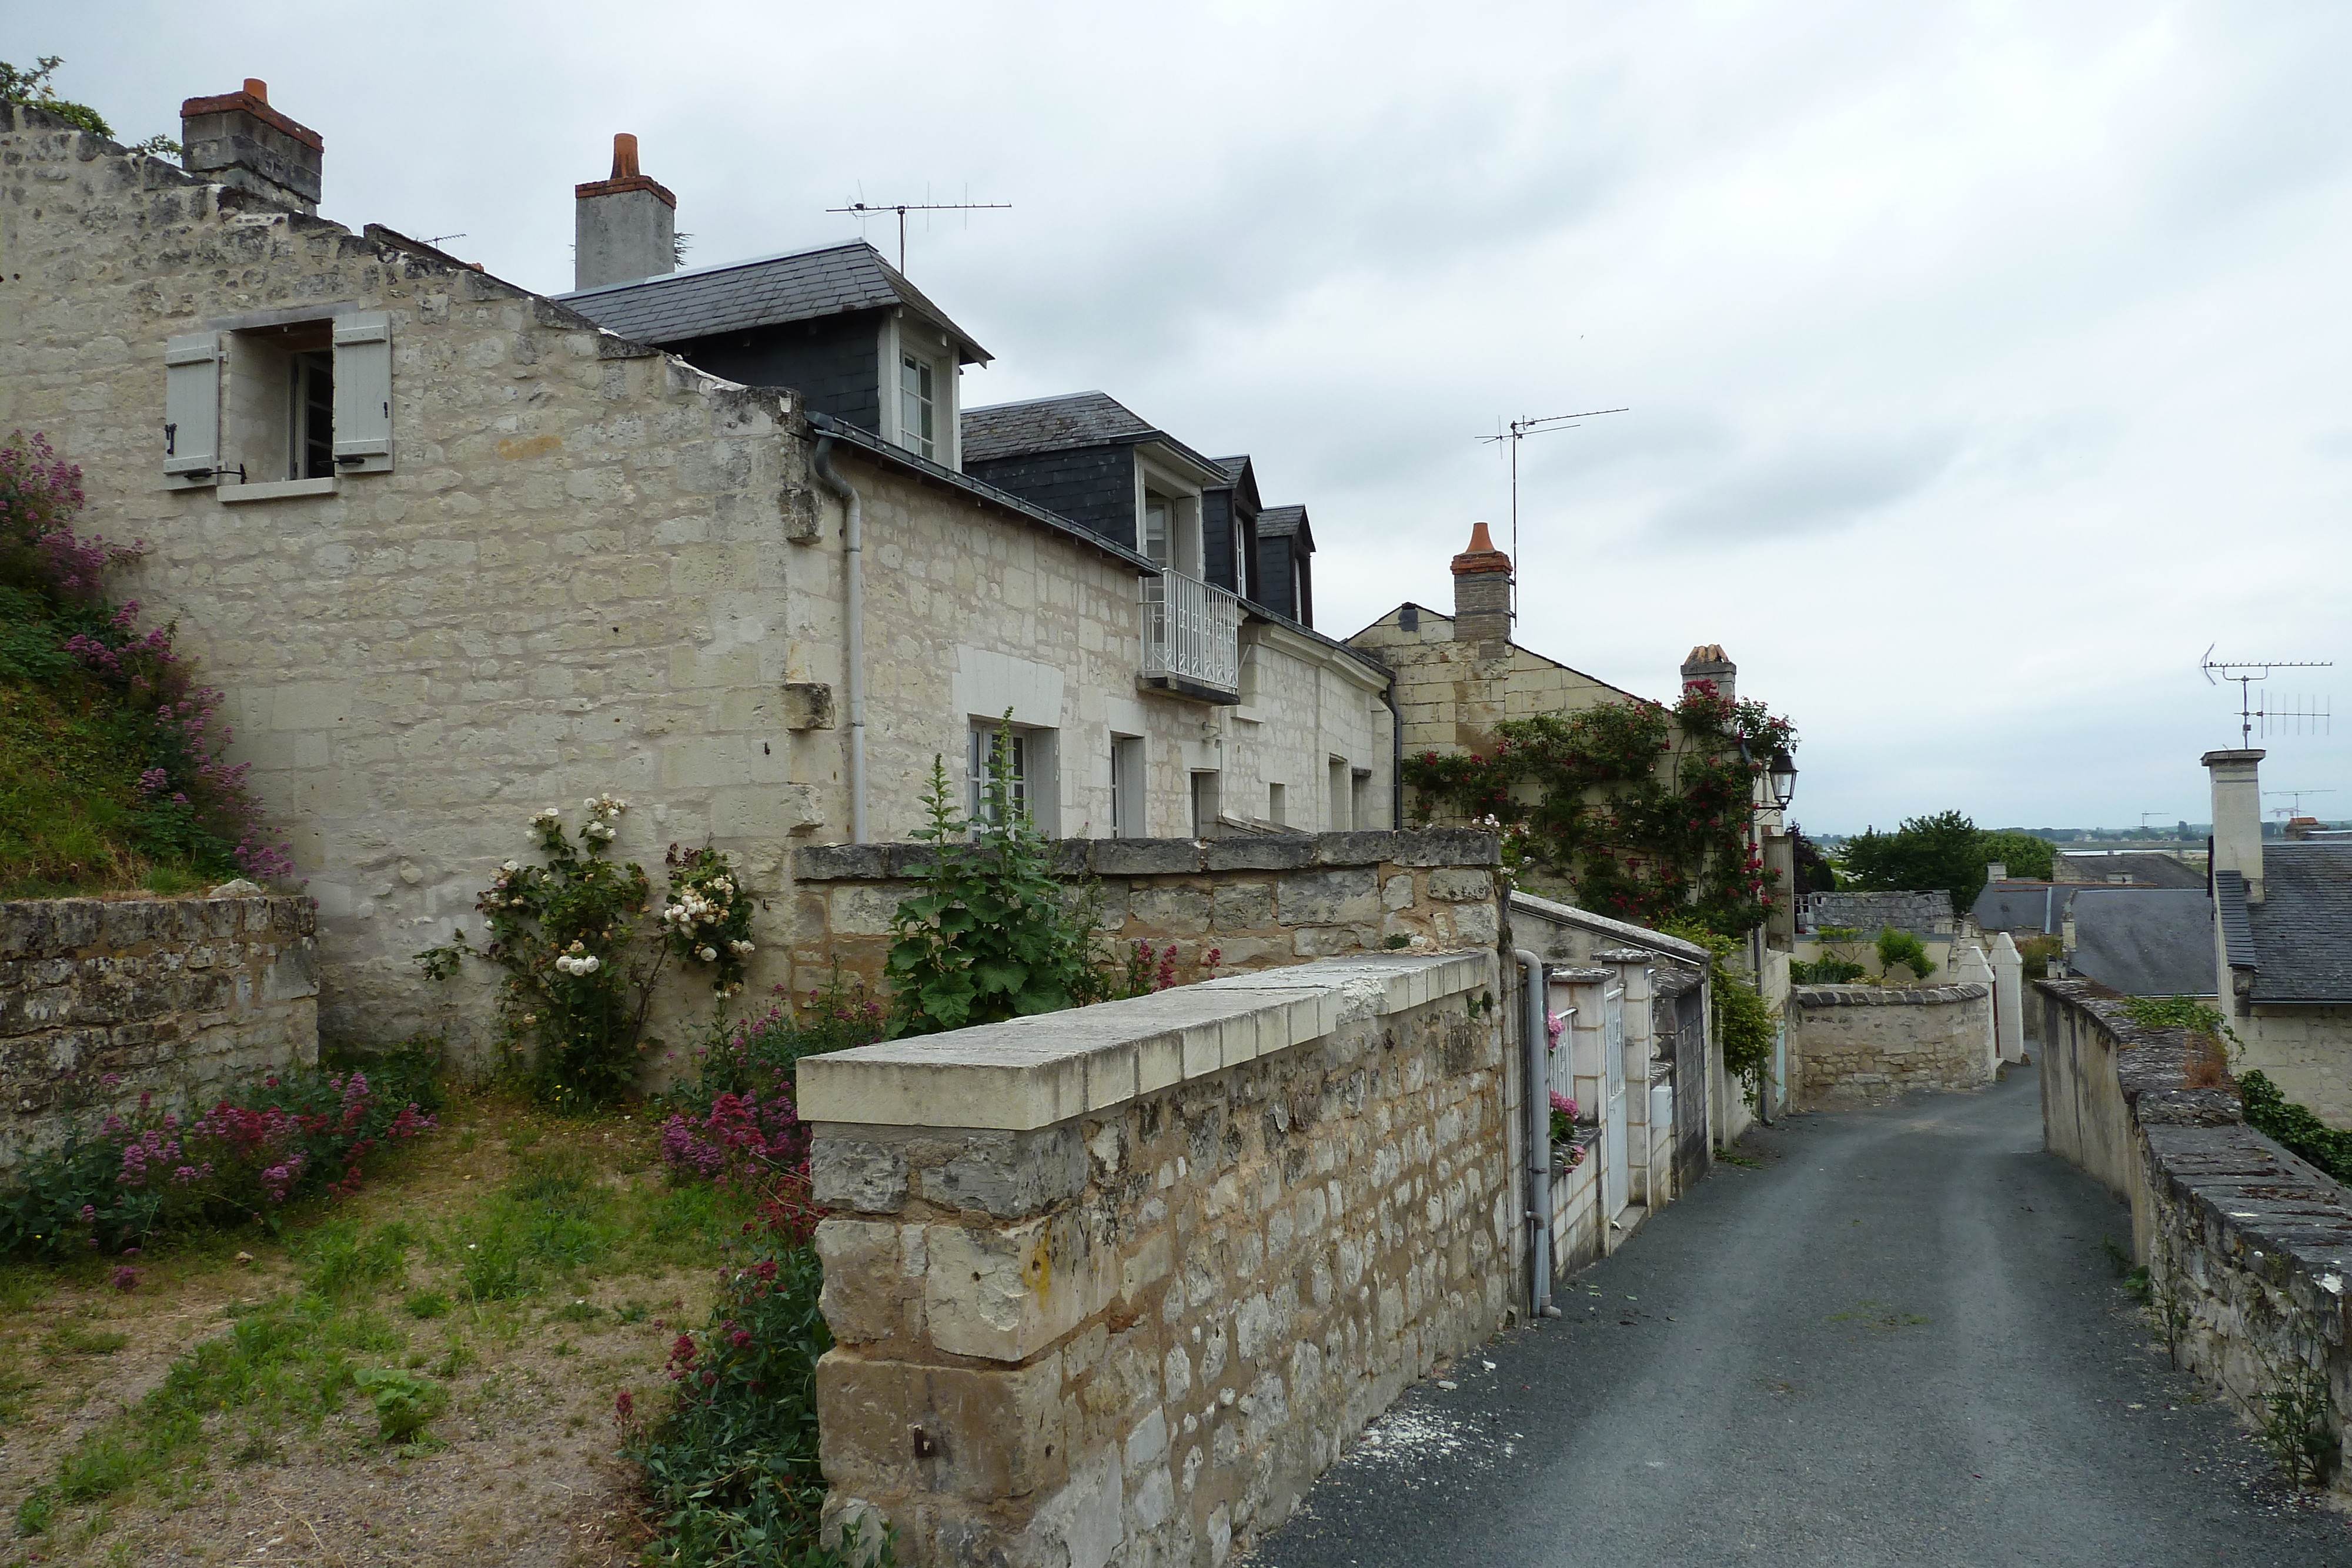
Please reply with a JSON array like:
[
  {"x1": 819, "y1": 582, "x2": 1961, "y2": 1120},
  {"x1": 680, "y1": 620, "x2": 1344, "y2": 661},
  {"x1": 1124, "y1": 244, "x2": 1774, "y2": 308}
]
[{"x1": 219, "y1": 477, "x2": 340, "y2": 504}]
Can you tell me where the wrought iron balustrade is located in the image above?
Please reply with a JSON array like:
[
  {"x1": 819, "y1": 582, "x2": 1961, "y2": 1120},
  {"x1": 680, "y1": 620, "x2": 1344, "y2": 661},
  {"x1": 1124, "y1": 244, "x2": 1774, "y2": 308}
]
[{"x1": 1141, "y1": 569, "x2": 1241, "y2": 698}]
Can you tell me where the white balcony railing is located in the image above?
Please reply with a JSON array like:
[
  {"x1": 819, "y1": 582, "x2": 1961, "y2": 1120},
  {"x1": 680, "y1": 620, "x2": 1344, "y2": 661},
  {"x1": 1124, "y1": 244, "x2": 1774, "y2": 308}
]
[{"x1": 1141, "y1": 568, "x2": 1241, "y2": 696}]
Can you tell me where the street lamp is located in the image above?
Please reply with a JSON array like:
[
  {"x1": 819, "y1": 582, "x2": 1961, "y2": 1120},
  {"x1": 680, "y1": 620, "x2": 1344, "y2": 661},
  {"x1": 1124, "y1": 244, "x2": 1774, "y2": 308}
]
[{"x1": 1768, "y1": 749, "x2": 1798, "y2": 811}]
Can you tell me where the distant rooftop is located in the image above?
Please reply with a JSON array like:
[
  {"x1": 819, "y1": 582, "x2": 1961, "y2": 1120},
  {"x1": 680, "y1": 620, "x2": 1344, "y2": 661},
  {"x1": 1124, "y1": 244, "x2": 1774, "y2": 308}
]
[
  {"x1": 2068, "y1": 889, "x2": 2216, "y2": 998},
  {"x1": 557, "y1": 239, "x2": 988, "y2": 362}
]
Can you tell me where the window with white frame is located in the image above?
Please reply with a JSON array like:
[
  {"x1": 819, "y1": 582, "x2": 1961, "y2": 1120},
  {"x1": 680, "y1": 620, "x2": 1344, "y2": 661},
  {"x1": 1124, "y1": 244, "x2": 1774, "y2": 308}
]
[
  {"x1": 165, "y1": 310, "x2": 393, "y2": 487},
  {"x1": 1267, "y1": 781, "x2": 1287, "y2": 827},
  {"x1": 1143, "y1": 492, "x2": 1171, "y2": 567},
  {"x1": 900, "y1": 352, "x2": 937, "y2": 462},
  {"x1": 970, "y1": 722, "x2": 1060, "y2": 834}
]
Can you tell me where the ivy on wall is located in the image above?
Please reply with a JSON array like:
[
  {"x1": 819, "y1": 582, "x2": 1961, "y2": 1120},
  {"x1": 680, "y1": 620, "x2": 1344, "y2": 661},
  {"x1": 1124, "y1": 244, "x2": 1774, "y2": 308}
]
[{"x1": 1401, "y1": 682, "x2": 1796, "y2": 937}]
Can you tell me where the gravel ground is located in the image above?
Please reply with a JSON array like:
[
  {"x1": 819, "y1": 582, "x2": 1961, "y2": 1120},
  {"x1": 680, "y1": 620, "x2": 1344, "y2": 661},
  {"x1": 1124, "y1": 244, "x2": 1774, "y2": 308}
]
[{"x1": 1252, "y1": 1065, "x2": 2352, "y2": 1568}]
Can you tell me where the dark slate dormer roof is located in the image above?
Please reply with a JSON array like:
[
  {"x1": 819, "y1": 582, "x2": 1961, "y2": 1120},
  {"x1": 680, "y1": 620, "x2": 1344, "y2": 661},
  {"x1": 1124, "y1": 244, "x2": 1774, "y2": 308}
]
[
  {"x1": 1210, "y1": 455, "x2": 1262, "y2": 514},
  {"x1": 558, "y1": 239, "x2": 990, "y2": 363},
  {"x1": 2244, "y1": 845, "x2": 2352, "y2": 1002},
  {"x1": 961, "y1": 392, "x2": 1225, "y2": 479},
  {"x1": 2067, "y1": 889, "x2": 2216, "y2": 998},
  {"x1": 1258, "y1": 504, "x2": 1314, "y2": 553}
]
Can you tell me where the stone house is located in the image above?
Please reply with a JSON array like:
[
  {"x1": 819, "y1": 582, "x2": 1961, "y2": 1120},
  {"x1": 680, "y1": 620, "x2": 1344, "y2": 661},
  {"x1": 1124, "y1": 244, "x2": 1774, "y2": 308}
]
[
  {"x1": 2203, "y1": 747, "x2": 2352, "y2": 1124},
  {"x1": 0, "y1": 83, "x2": 1392, "y2": 1058}
]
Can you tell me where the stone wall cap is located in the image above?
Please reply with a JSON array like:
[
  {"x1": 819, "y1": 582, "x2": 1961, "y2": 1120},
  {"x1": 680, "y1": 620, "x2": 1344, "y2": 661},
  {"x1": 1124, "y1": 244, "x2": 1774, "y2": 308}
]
[
  {"x1": 1509, "y1": 891, "x2": 1712, "y2": 962},
  {"x1": 1548, "y1": 966, "x2": 1614, "y2": 984},
  {"x1": 1792, "y1": 982, "x2": 1989, "y2": 1006},
  {"x1": 798, "y1": 949, "x2": 1495, "y2": 1132}
]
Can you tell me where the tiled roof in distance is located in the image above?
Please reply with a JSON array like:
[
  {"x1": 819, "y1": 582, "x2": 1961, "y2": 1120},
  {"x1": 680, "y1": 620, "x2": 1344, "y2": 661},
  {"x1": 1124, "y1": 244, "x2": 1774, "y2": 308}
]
[
  {"x1": 557, "y1": 240, "x2": 989, "y2": 362},
  {"x1": 2247, "y1": 845, "x2": 2352, "y2": 1002},
  {"x1": 961, "y1": 392, "x2": 1157, "y2": 464},
  {"x1": 2069, "y1": 889, "x2": 2216, "y2": 998}
]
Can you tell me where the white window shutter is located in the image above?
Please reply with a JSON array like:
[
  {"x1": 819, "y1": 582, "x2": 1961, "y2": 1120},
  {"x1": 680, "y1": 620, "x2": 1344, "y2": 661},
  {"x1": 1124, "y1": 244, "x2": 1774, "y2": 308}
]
[
  {"x1": 163, "y1": 332, "x2": 220, "y2": 484},
  {"x1": 332, "y1": 312, "x2": 394, "y2": 472}
]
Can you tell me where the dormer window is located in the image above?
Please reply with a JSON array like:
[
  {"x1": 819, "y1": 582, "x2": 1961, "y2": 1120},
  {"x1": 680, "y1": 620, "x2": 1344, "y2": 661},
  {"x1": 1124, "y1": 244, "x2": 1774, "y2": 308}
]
[
  {"x1": 1144, "y1": 492, "x2": 1171, "y2": 567},
  {"x1": 899, "y1": 353, "x2": 937, "y2": 461}
]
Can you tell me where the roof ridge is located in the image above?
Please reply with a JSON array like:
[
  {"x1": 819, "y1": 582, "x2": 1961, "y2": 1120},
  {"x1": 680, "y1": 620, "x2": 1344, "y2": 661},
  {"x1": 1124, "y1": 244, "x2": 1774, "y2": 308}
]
[{"x1": 556, "y1": 236, "x2": 879, "y2": 300}]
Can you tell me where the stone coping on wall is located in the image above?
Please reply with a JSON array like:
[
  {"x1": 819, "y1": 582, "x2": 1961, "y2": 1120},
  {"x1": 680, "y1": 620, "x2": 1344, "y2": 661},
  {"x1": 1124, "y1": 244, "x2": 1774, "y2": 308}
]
[
  {"x1": 2038, "y1": 978, "x2": 2241, "y2": 1128},
  {"x1": 793, "y1": 828, "x2": 1499, "y2": 882},
  {"x1": 1793, "y1": 982, "x2": 1989, "y2": 1007},
  {"x1": 1508, "y1": 891, "x2": 1710, "y2": 964},
  {"x1": 1, "y1": 894, "x2": 313, "y2": 959},
  {"x1": 797, "y1": 950, "x2": 1492, "y2": 1132}
]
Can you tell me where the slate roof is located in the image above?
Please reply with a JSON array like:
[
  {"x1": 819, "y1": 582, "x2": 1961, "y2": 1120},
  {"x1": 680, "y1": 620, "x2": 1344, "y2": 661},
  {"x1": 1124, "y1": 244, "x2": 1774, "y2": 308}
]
[
  {"x1": 2216, "y1": 870, "x2": 2257, "y2": 972},
  {"x1": 2067, "y1": 889, "x2": 2216, "y2": 997},
  {"x1": 1971, "y1": 881, "x2": 2070, "y2": 935},
  {"x1": 2245, "y1": 844, "x2": 2352, "y2": 1002},
  {"x1": 557, "y1": 240, "x2": 989, "y2": 362},
  {"x1": 1258, "y1": 505, "x2": 1314, "y2": 552},
  {"x1": 2053, "y1": 851, "x2": 2204, "y2": 890},
  {"x1": 960, "y1": 392, "x2": 1226, "y2": 479}
]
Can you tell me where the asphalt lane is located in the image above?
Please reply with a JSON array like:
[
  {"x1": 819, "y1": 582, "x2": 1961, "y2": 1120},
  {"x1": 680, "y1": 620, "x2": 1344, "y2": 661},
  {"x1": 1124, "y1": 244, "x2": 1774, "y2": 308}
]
[{"x1": 1252, "y1": 1065, "x2": 2352, "y2": 1567}]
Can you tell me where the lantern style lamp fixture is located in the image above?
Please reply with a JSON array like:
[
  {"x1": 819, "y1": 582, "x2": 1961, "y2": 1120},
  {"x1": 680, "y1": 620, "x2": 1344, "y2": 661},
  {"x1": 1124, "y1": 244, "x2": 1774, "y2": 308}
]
[{"x1": 1768, "y1": 749, "x2": 1798, "y2": 811}]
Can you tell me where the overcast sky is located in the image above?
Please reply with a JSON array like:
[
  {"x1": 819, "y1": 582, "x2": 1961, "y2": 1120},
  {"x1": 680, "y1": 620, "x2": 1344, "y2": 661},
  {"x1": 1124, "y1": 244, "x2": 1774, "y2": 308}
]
[{"x1": 31, "y1": 1, "x2": 2352, "y2": 834}]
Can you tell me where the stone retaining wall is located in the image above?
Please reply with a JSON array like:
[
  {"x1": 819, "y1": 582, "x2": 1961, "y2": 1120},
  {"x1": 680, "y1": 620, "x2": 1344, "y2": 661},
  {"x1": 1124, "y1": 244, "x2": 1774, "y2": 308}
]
[
  {"x1": 1790, "y1": 982, "x2": 1993, "y2": 1108},
  {"x1": 2039, "y1": 978, "x2": 2352, "y2": 1490},
  {"x1": 800, "y1": 950, "x2": 1510, "y2": 1567},
  {"x1": 1, "y1": 895, "x2": 319, "y2": 1172},
  {"x1": 790, "y1": 829, "x2": 1501, "y2": 999}
]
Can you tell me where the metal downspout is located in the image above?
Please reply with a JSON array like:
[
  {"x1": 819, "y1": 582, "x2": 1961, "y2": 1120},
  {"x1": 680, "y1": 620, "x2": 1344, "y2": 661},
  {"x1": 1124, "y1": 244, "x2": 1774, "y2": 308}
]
[
  {"x1": 1383, "y1": 675, "x2": 1403, "y2": 829},
  {"x1": 810, "y1": 431, "x2": 867, "y2": 844},
  {"x1": 1517, "y1": 948, "x2": 1557, "y2": 1320}
]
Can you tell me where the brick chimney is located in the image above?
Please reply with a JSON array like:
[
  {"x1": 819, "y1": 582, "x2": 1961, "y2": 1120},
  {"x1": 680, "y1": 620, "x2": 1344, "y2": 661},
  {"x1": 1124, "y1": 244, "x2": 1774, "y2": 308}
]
[
  {"x1": 1681, "y1": 644, "x2": 1735, "y2": 702},
  {"x1": 1449, "y1": 522, "x2": 1512, "y2": 645},
  {"x1": 179, "y1": 79, "x2": 322, "y2": 214},
  {"x1": 574, "y1": 133, "x2": 676, "y2": 290},
  {"x1": 2203, "y1": 747, "x2": 2264, "y2": 901}
]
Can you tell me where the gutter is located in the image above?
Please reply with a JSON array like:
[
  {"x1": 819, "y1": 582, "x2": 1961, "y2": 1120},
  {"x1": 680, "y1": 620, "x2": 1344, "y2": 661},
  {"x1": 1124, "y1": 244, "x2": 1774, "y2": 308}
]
[{"x1": 809, "y1": 436, "x2": 868, "y2": 844}]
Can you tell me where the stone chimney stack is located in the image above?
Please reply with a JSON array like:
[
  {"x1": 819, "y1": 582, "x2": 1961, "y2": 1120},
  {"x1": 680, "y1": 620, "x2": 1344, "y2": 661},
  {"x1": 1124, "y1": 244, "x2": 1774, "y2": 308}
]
[
  {"x1": 2203, "y1": 747, "x2": 2266, "y2": 902},
  {"x1": 1681, "y1": 644, "x2": 1736, "y2": 702},
  {"x1": 574, "y1": 133, "x2": 677, "y2": 290},
  {"x1": 1449, "y1": 522, "x2": 1512, "y2": 646},
  {"x1": 179, "y1": 79, "x2": 322, "y2": 215}
]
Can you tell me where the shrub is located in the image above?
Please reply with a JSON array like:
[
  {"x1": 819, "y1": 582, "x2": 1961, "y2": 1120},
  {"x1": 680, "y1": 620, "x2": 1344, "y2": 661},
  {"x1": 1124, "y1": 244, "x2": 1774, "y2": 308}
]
[
  {"x1": 1665, "y1": 921, "x2": 1777, "y2": 1106},
  {"x1": 0, "y1": 1048, "x2": 442, "y2": 1257},
  {"x1": 353, "y1": 1366, "x2": 446, "y2": 1445},
  {"x1": 1875, "y1": 927, "x2": 1935, "y2": 982},
  {"x1": 2240, "y1": 1071, "x2": 2352, "y2": 1186}
]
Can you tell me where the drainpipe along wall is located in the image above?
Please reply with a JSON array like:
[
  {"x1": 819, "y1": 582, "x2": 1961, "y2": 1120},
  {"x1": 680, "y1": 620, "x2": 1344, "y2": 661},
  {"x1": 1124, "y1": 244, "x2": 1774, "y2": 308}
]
[
  {"x1": 1516, "y1": 947, "x2": 1555, "y2": 1319},
  {"x1": 810, "y1": 434, "x2": 868, "y2": 844}
]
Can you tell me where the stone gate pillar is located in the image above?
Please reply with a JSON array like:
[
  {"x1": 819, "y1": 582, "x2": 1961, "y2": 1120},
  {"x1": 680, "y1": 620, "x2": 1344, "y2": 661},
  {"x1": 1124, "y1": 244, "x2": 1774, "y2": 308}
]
[{"x1": 1989, "y1": 932, "x2": 2024, "y2": 1064}]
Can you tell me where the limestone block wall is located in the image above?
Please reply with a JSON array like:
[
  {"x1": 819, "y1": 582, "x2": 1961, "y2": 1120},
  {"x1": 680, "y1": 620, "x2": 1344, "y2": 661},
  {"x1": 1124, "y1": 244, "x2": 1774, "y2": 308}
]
[
  {"x1": 2235, "y1": 1007, "x2": 2352, "y2": 1131},
  {"x1": 0, "y1": 896, "x2": 318, "y2": 1172},
  {"x1": 789, "y1": 829, "x2": 1501, "y2": 1001},
  {"x1": 800, "y1": 951, "x2": 1511, "y2": 1567},
  {"x1": 2039, "y1": 979, "x2": 2352, "y2": 1492},
  {"x1": 1789, "y1": 983, "x2": 1993, "y2": 1109}
]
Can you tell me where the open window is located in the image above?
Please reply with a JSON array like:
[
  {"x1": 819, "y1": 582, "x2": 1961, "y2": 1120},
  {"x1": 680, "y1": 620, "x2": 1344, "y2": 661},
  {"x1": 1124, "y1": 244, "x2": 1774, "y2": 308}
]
[
  {"x1": 899, "y1": 351, "x2": 937, "y2": 461},
  {"x1": 970, "y1": 721, "x2": 1060, "y2": 835},
  {"x1": 161, "y1": 310, "x2": 392, "y2": 487}
]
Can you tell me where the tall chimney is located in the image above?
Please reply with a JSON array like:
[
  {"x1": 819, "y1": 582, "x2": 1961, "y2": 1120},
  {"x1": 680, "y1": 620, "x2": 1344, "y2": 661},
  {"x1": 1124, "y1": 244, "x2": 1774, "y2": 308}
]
[
  {"x1": 179, "y1": 79, "x2": 323, "y2": 214},
  {"x1": 1681, "y1": 644, "x2": 1736, "y2": 703},
  {"x1": 2203, "y1": 747, "x2": 2265, "y2": 902},
  {"x1": 1449, "y1": 522, "x2": 1512, "y2": 646},
  {"x1": 574, "y1": 133, "x2": 677, "y2": 290}
]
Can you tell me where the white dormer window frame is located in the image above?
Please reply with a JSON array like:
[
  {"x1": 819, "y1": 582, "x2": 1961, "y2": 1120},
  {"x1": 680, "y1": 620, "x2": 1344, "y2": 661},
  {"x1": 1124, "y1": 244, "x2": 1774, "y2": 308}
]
[
  {"x1": 1135, "y1": 457, "x2": 1203, "y2": 580},
  {"x1": 879, "y1": 312, "x2": 960, "y2": 470}
]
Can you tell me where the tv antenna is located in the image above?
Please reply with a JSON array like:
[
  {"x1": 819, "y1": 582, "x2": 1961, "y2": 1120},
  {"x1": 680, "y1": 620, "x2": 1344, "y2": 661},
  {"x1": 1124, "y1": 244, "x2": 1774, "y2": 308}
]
[
  {"x1": 2266, "y1": 788, "x2": 2337, "y2": 819},
  {"x1": 1476, "y1": 407, "x2": 1626, "y2": 620},
  {"x1": 827, "y1": 195, "x2": 1010, "y2": 272},
  {"x1": 2201, "y1": 647, "x2": 2333, "y2": 747}
]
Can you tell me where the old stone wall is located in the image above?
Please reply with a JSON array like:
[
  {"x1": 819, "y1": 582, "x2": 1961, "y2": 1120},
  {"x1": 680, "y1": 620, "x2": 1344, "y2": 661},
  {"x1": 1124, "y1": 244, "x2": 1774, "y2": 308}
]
[
  {"x1": 800, "y1": 951, "x2": 1510, "y2": 1567},
  {"x1": 789, "y1": 829, "x2": 1501, "y2": 1001},
  {"x1": 1790, "y1": 983, "x2": 1992, "y2": 1108},
  {"x1": 1796, "y1": 890, "x2": 1955, "y2": 937},
  {"x1": 2233, "y1": 1006, "x2": 2352, "y2": 1131},
  {"x1": 1, "y1": 896, "x2": 318, "y2": 1172},
  {"x1": 2039, "y1": 979, "x2": 2352, "y2": 1492}
]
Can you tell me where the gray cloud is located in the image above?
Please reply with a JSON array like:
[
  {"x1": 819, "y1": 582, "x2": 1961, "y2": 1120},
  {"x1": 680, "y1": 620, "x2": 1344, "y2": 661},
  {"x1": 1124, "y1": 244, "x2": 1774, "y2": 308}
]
[{"x1": 1645, "y1": 434, "x2": 1957, "y2": 545}]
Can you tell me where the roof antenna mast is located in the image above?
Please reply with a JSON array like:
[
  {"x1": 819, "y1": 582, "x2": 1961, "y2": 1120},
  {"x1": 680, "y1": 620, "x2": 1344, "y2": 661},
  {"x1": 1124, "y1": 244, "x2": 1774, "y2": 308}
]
[
  {"x1": 2201, "y1": 646, "x2": 2334, "y2": 747},
  {"x1": 826, "y1": 193, "x2": 1011, "y2": 272},
  {"x1": 1476, "y1": 407, "x2": 1626, "y2": 620}
]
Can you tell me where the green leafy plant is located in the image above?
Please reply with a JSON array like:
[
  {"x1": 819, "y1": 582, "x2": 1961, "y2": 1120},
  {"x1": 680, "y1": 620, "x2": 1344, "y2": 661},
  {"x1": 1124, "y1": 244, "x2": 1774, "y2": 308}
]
[
  {"x1": 2240, "y1": 1071, "x2": 2352, "y2": 1186},
  {"x1": 1792, "y1": 925, "x2": 1870, "y2": 985},
  {"x1": 1400, "y1": 682, "x2": 1795, "y2": 936},
  {"x1": 1, "y1": 56, "x2": 178, "y2": 155},
  {"x1": 2256, "y1": 1359, "x2": 2339, "y2": 1487},
  {"x1": 1875, "y1": 927, "x2": 1935, "y2": 982},
  {"x1": 353, "y1": 1366, "x2": 447, "y2": 1444},
  {"x1": 885, "y1": 720, "x2": 1105, "y2": 1035}
]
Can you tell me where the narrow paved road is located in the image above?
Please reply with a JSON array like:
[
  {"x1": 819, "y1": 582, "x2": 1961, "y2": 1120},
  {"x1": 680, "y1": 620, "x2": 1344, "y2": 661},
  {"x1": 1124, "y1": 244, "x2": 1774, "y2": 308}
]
[{"x1": 1254, "y1": 1066, "x2": 2352, "y2": 1567}]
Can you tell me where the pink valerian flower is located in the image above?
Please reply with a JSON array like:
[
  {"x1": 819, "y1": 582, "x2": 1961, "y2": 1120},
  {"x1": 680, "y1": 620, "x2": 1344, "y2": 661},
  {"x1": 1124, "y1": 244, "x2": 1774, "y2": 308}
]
[{"x1": 112, "y1": 1266, "x2": 141, "y2": 1292}]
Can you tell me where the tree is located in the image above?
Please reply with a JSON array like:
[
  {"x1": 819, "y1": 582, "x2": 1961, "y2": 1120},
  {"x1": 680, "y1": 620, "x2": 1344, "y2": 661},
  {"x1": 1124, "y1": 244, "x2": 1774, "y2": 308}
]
[
  {"x1": 1792, "y1": 829, "x2": 1838, "y2": 892},
  {"x1": 1840, "y1": 810, "x2": 1992, "y2": 911},
  {"x1": 1978, "y1": 830, "x2": 2054, "y2": 882}
]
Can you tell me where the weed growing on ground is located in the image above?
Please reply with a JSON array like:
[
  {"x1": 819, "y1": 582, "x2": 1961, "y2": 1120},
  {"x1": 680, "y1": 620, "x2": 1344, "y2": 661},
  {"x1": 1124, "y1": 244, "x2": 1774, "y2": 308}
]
[
  {"x1": 2097, "y1": 1235, "x2": 2134, "y2": 1277},
  {"x1": 2257, "y1": 1359, "x2": 2340, "y2": 1487}
]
